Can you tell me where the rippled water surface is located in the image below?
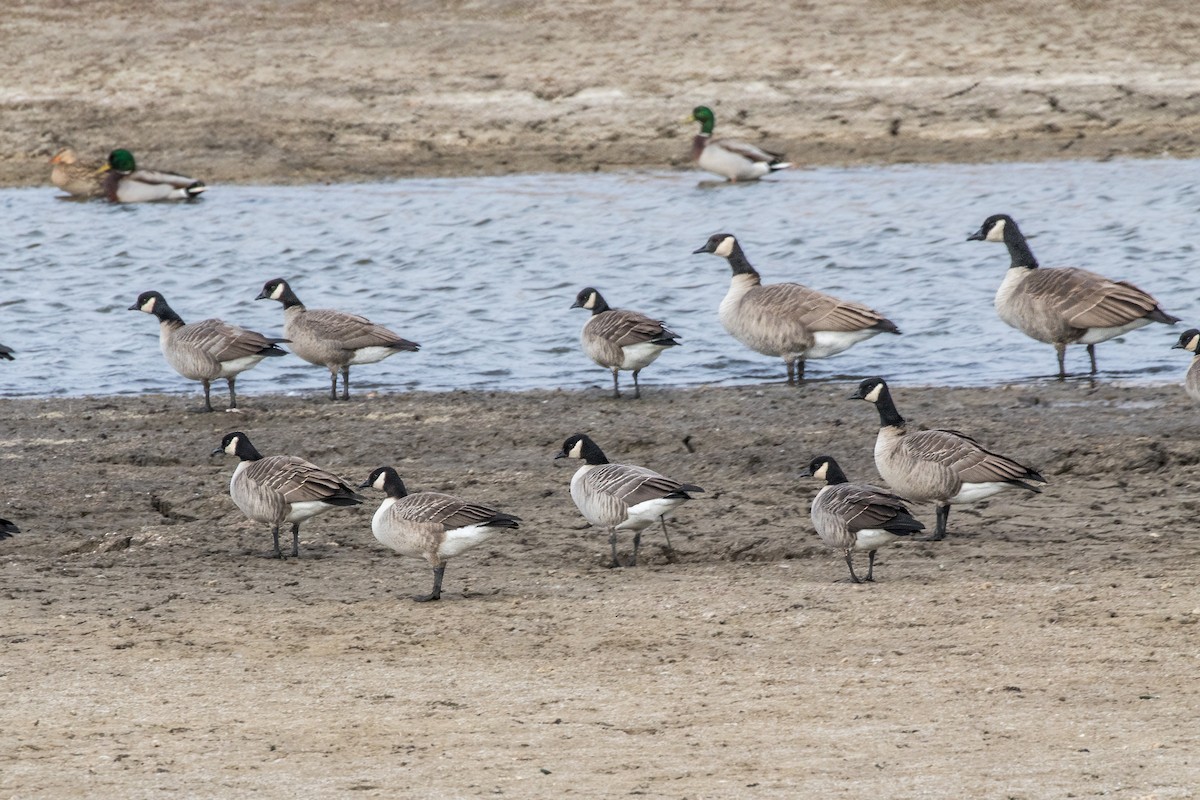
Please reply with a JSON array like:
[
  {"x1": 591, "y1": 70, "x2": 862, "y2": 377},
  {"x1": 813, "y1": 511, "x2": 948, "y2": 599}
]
[{"x1": 1, "y1": 160, "x2": 1197, "y2": 398}]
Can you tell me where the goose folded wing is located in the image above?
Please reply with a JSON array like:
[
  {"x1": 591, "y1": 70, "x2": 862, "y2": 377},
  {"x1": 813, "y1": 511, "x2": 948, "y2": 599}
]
[
  {"x1": 591, "y1": 310, "x2": 676, "y2": 346},
  {"x1": 303, "y1": 309, "x2": 418, "y2": 350},
  {"x1": 593, "y1": 465, "x2": 692, "y2": 506},
  {"x1": 907, "y1": 430, "x2": 1041, "y2": 485},
  {"x1": 1026, "y1": 268, "x2": 1160, "y2": 328},
  {"x1": 758, "y1": 284, "x2": 886, "y2": 332},
  {"x1": 398, "y1": 492, "x2": 505, "y2": 528},
  {"x1": 245, "y1": 456, "x2": 354, "y2": 502},
  {"x1": 833, "y1": 485, "x2": 918, "y2": 532},
  {"x1": 178, "y1": 319, "x2": 282, "y2": 360}
]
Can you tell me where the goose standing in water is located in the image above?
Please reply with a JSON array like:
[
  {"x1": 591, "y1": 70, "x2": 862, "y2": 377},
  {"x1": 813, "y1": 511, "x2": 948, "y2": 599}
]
[
  {"x1": 687, "y1": 106, "x2": 791, "y2": 182},
  {"x1": 555, "y1": 433, "x2": 701, "y2": 567},
  {"x1": 801, "y1": 455, "x2": 923, "y2": 583},
  {"x1": 129, "y1": 291, "x2": 288, "y2": 412},
  {"x1": 256, "y1": 278, "x2": 419, "y2": 401},
  {"x1": 360, "y1": 466, "x2": 520, "y2": 602},
  {"x1": 215, "y1": 432, "x2": 363, "y2": 559},
  {"x1": 693, "y1": 233, "x2": 900, "y2": 383},
  {"x1": 968, "y1": 214, "x2": 1178, "y2": 379},
  {"x1": 100, "y1": 149, "x2": 206, "y2": 202},
  {"x1": 852, "y1": 377, "x2": 1046, "y2": 541},
  {"x1": 570, "y1": 287, "x2": 680, "y2": 399}
]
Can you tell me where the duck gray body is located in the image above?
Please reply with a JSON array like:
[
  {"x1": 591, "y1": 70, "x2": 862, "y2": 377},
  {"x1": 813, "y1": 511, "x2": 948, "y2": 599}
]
[
  {"x1": 130, "y1": 291, "x2": 288, "y2": 411},
  {"x1": 556, "y1": 434, "x2": 701, "y2": 567},
  {"x1": 688, "y1": 106, "x2": 791, "y2": 182},
  {"x1": 258, "y1": 278, "x2": 418, "y2": 400},
  {"x1": 362, "y1": 466, "x2": 519, "y2": 601},
  {"x1": 802, "y1": 455, "x2": 923, "y2": 583},
  {"x1": 693, "y1": 233, "x2": 899, "y2": 383},
  {"x1": 217, "y1": 432, "x2": 362, "y2": 558},
  {"x1": 969, "y1": 214, "x2": 1177, "y2": 378},
  {"x1": 101, "y1": 149, "x2": 205, "y2": 203},
  {"x1": 571, "y1": 287, "x2": 679, "y2": 398},
  {"x1": 852, "y1": 377, "x2": 1046, "y2": 540}
]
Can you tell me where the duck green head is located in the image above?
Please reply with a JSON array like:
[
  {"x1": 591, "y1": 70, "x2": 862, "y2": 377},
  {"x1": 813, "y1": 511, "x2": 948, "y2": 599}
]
[
  {"x1": 106, "y1": 148, "x2": 137, "y2": 172},
  {"x1": 690, "y1": 106, "x2": 716, "y2": 135}
]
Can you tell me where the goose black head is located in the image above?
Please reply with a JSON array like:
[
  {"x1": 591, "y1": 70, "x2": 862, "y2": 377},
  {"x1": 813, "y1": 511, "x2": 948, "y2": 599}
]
[
  {"x1": 968, "y1": 214, "x2": 1016, "y2": 243},
  {"x1": 360, "y1": 466, "x2": 407, "y2": 497},
  {"x1": 213, "y1": 431, "x2": 262, "y2": 461},
  {"x1": 851, "y1": 376, "x2": 888, "y2": 404},
  {"x1": 1173, "y1": 328, "x2": 1200, "y2": 353},
  {"x1": 555, "y1": 433, "x2": 609, "y2": 465},
  {"x1": 692, "y1": 232, "x2": 738, "y2": 257},
  {"x1": 571, "y1": 287, "x2": 608, "y2": 313},
  {"x1": 800, "y1": 455, "x2": 848, "y2": 485},
  {"x1": 129, "y1": 290, "x2": 167, "y2": 315}
]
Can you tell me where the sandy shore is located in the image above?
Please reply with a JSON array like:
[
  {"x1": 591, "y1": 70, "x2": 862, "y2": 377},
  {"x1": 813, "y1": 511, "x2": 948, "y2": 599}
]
[
  {"x1": 4, "y1": 1, "x2": 1200, "y2": 188},
  {"x1": 4, "y1": 1, "x2": 1200, "y2": 795},
  {"x1": 2, "y1": 382, "x2": 1198, "y2": 796}
]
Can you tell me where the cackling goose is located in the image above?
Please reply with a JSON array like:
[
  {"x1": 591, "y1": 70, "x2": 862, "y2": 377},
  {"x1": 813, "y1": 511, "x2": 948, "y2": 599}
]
[
  {"x1": 693, "y1": 233, "x2": 900, "y2": 383},
  {"x1": 800, "y1": 455, "x2": 923, "y2": 583},
  {"x1": 969, "y1": 214, "x2": 1178, "y2": 379},
  {"x1": 852, "y1": 377, "x2": 1046, "y2": 541},
  {"x1": 130, "y1": 290, "x2": 288, "y2": 412},
  {"x1": 360, "y1": 466, "x2": 520, "y2": 602},
  {"x1": 256, "y1": 278, "x2": 420, "y2": 401},
  {"x1": 100, "y1": 149, "x2": 206, "y2": 202},
  {"x1": 687, "y1": 106, "x2": 791, "y2": 182},
  {"x1": 555, "y1": 433, "x2": 701, "y2": 567},
  {"x1": 570, "y1": 287, "x2": 680, "y2": 399},
  {"x1": 1172, "y1": 328, "x2": 1200, "y2": 402},
  {"x1": 214, "y1": 431, "x2": 363, "y2": 559}
]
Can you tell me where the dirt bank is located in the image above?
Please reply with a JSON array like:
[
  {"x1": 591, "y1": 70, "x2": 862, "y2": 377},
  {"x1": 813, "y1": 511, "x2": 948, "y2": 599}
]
[
  {"x1": 4, "y1": 1, "x2": 1200, "y2": 188},
  {"x1": 2, "y1": 381, "x2": 1197, "y2": 796}
]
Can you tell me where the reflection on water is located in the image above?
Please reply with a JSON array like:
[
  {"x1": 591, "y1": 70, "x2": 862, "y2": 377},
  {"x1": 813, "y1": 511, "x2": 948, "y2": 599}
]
[{"x1": 0, "y1": 159, "x2": 1196, "y2": 398}]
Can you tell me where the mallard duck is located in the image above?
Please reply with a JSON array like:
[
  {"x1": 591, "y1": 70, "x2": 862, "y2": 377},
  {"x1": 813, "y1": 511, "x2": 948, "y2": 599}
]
[
  {"x1": 49, "y1": 148, "x2": 105, "y2": 198},
  {"x1": 100, "y1": 149, "x2": 206, "y2": 203},
  {"x1": 687, "y1": 106, "x2": 791, "y2": 182}
]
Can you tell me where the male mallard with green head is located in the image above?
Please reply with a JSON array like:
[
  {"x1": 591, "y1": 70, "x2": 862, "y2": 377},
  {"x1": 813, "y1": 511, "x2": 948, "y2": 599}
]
[
  {"x1": 100, "y1": 149, "x2": 207, "y2": 203},
  {"x1": 687, "y1": 106, "x2": 791, "y2": 182}
]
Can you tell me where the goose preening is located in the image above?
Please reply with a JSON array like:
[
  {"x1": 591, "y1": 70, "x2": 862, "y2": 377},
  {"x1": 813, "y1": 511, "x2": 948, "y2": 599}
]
[
  {"x1": 100, "y1": 149, "x2": 206, "y2": 202},
  {"x1": 256, "y1": 278, "x2": 420, "y2": 401},
  {"x1": 852, "y1": 377, "x2": 1046, "y2": 541},
  {"x1": 214, "y1": 432, "x2": 363, "y2": 559},
  {"x1": 570, "y1": 287, "x2": 680, "y2": 399},
  {"x1": 693, "y1": 233, "x2": 900, "y2": 383},
  {"x1": 0, "y1": 342, "x2": 13, "y2": 361},
  {"x1": 360, "y1": 466, "x2": 520, "y2": 602},
  {"x1": 0, "y1": 518, "x2": 17, "y2": 540},
  {"x1": 800, "y1": 455, "x2": 924, "y2": 583},
  {"x1": 555, "y1": 433, "x2": 702, "y2": 567},
  {"x1": 687, "y1": 106, "x2": 791, "y2": 182},
  {"x1": 968, "y1": 214, "x2": 1178, "y2": 379},
  {"x1": 1171, "y1": 328, "x2": 1200, "y2": 402},
  {"x1": 129, "y1": 291, "x2": 289, "y2": 412},
  {"x1": 49, "y1": 148, "x2": 104, "y2": 198}
]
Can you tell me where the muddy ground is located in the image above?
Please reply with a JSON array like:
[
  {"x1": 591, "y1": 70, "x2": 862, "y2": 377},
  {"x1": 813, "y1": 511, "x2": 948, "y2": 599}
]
[{"x1": 2, "y1": 380, "x2": 1197, "y2": 796}]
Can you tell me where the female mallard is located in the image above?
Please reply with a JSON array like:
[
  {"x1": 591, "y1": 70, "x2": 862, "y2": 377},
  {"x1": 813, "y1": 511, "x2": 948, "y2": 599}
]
[
  {"x1": 100, "y1": 148, "x2": 206, "y2": 202},
  {"x1": 49, "y1": 148, "x2": 105, "y2": 198},
  {"x1": 687, "y1": 106, "x2": 791, "y2": 182}
]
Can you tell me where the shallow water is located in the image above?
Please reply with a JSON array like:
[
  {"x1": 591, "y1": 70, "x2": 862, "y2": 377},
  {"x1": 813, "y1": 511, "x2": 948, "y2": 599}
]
[{"x1": 1, "y1": 159, "x2": 1196, "y2": 398}]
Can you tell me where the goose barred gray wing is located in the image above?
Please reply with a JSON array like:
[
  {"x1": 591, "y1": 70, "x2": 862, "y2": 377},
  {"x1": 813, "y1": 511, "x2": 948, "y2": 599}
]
[
  {"x1": 583, "y1": 463, "x2": 697, "y2": 521},
  {"x1": 753, "y1": 283, "x2": 897, "y2": 333},
  {"x1": 1024, "y1": 268, "x2": 1176, "y2": 329},
  {"x1": 392, "y1": 492, "x2": 511, "y2": 529},
  {"x1": 903, "y1": 429, "x2": 1045, "y2": 489},
  {"x1": 176, "y1": 318, "x2": 286, "y2": 363},
  {"x1": 819, "y1": 483, "x2": 922, "y2": 535},
  {"x1": 299, "y1": 308, "x2": 420, "y2": 352},
  {"x1": 242, "y1": 455, "x2": 362, "y2": 506}
]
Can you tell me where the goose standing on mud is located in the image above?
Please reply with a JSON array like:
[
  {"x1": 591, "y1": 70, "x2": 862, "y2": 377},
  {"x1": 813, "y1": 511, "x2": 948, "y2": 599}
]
[
  {"x1": 49, "y1": 148, "x2": 104, "y2": 198},
  {"x1": 215, "y1": 431, "x2": 363, "y2": 559},
  {"x1": 129, "y1": 291, "x2": 289, "y2": 412},
  {"x1": 687, "y1": 106, "x2": 791, "y2": 182},
  {"x1": 100, "y1": 149, "x2": 206, "y2": 202},
  {"x1": 570, "y1": 287, "x2": 680, "y2": 399},
  {"x1": 693, "y1": 233, "x2": 900, "y2": 383},
  {"x1": 801, "y1": 455, "x2": 924, "y2": 583},
  {"x1": 256, "y1": 278, "x2": 420, "y2": 401},
  {"x1": 360, "y1": 466, "x2": 520, "y2": 602},
  {"x1": 556, "y1": 434, "x2": 702, "y2": 567},
  {"x1": 1171, "y1": 329, "x2": 1200, "y2": 402},
  {"x1": 852, "y1": 377, "x2": 1046, "y2": 541},
  {"x1": 968, "y1": 214, "x2": 1178, "y2": 379}
]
